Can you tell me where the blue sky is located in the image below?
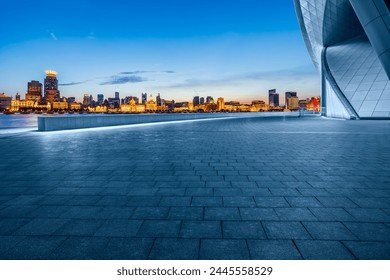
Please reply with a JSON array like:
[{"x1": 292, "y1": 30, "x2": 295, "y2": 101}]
[{"x1": 0, "y1": 0, "x2": 319, "y2": 103}]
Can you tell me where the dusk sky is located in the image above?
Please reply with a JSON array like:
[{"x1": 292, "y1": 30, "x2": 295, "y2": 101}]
[{"x1": 0, "y1": 0, "x2": 319, "y2": 104}]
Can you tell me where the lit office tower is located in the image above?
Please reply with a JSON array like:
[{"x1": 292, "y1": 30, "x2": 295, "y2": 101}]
[
  {"x1": 200, "y1": 97, "x2": 205, "y2": 104},
  {"x1": 193, "y1": 96, "x2": 200, "y2": 106},
  {"x1": 274, "y1": 93, "x2": 279, "y2": 107},
  {"x1": 206, "y1": 96, "x2": 214, "y2": 103},
  {"x1": 44, "y1": 70, "x2": 60, "y2": 104},
  {"x1": 217, "y1": 97, "x2": 225, "y2": 111},
  {"x1": 97, "y1": 94, "x2": 104, "y2": 105},
  {"x1": 285, "y1": 91, "x2": 297, "y2": 109},
  {"x1": 156, "y1": 93, "x2": 162, "y2": 106},
  {"x1": 26, "y1": 80, "x2": 42, "y2": 102},
  {"x1": 83, "y1": 94, "x2": 90, "y2": 107},
  {"x1": 141, "y1": 93, "x2": 147, "y2": 104},
  {"x1": 115, "y1": 91, "x2": 119, "y2": 100},
  {"x1": 269, "y1": 89, "x2": 276, "y2": 107}
]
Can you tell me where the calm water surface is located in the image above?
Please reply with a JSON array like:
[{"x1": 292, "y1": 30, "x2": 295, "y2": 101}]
[{"x1": 0, "y1": 114, "x2": 38, "y2": 128}]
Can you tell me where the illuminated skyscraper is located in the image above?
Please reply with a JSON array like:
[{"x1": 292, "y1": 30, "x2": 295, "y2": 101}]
[
  {"x1": 26, "y1": 80, "x2": 42, "y2": 102},
  {"x1": 141, "y1": 92, "x2": 147, "y2": 104},
  {"x1": 200, "y1": 97, "x2": 205, "y2": 104},
  {"x1": 193, "y1": 96, "x2": 200, "y2": 106},
  {"x1": 44, "y1": 70, "x2": 60, "y2": 104},
  {"x1": 83, "y1": 94, "x2": 90, "y2": 107},
  {"x1": 97, "y1": 94, "x2": 104, "y2": 105},
  {"x1": 156, "y1": 93, "x2": 162, "y2": 106},
  {"x1": 285, "y1": 91, "x2": 297, "y2": 108},
  {"x1": 217, "y1": 97, "x2": 225, "y2": 111}
]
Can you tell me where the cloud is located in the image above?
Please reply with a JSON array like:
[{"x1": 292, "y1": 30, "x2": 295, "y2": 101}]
[
  {"x1": 59, "y1": 80, "x2": 89, "y2": 86},
  {"x1": 87, "y1": 32, "x2": 95, "y2": 40},
  {"x1": 50, "y1": 32, "x2": 58, "y2": 41},
  {"x1": 166, "y1": 65, "x2": 317, "y2": 89},
  {"x1": 100, "y1": 75, "x2": 148, "y2": 85},
  {"x1": 119, "y1": 70, "x2": 175, "y2": 75}
]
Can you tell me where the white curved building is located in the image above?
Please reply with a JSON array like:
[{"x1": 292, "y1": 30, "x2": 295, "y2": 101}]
[{"x1": 294, "y1": 0, "x2": 390, "y2": 119}]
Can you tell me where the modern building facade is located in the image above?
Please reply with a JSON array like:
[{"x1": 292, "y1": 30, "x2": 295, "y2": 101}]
[
  {"x1": 294, "y1": 0, "x2": 390, "y2": 119},
  {"x1": 44, "y1": 70, "x2": 60, "y2": 104},
  {"x1": 26, "y1": 80, "x2": 42, "y2": 102}
]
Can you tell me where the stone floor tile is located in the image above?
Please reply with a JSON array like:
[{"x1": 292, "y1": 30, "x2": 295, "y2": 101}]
[
  {"x1": 148, "y1": 238, "x2": 199, "y2": 260},
  {"x1": 295, "y1": 240, "x2": 355, "y2": 259},
  {"x1": 223, "y1": 221, "x2": 266, "y2": 239},
  {"x1": 247, "y1": 240, "x2": 302, "y2": 260},
  {"x1": 263, "y1": 221, "x2": 311, "y2": 240},
  {"x1": 200, "y1": 239, "x2": 249, "y2": 259}
]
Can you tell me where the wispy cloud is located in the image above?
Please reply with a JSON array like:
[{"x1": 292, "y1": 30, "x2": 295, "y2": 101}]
[
  {"x1": 119, "y1": 70, "x2": 175, "y2": 75},
  {"x1": 166, "y1": 65, "x2": 317, "y2": 89},
  {"x1": 100, "y1": 75, "x2": 148, "y2": 85},
  {"x1": 59, "y1": 80, "x2": 89, "y2": 86},
  {"x1": 87, "y1": 32, "x2": 95, "y2": 40},
  {"x1": 50, "y1": 32, "x2": 58, "y2": 41}
]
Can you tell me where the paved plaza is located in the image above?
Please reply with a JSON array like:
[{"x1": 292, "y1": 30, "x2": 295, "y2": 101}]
[{"x1": 0, "y1": 116, "x2": 389, "y2": 259}]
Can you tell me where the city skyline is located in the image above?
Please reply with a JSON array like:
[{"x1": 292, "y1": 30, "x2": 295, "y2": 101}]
[{"x1": 0, "y1": 0, "x2": 319, "y2": 103}]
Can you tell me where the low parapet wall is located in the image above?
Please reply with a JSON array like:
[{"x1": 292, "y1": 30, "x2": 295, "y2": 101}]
[{"x1": 37, "y1": 112, "x2": 300, "y2": 131}]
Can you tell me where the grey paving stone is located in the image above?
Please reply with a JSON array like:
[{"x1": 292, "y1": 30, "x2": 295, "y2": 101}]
[
  {"x1": 247, "y1": 240, "x2": 302, "y2": 260},
  {"x1": 343, "y1": 222, "x2": 390, "y2": 241},
  {"x1": 60, "y1": 206, "x2": 103, "y2": 219},
  {"x1": 204, "y1": 207, "x2": 241, "y2": 220},
  {"x1": 345, "y1": 208, "x2": 390, "y2": 222},
  {"x1": 286, "y1": 197, "x2": 322, "y2": 207},
  {"x1": 149, "y1": 238, "x2": 199, "y2": 260},
  {"x1": 200, "y1": 239, "x2": 250, "y2": 259},
  {"x1": 343, "y1": 241, "x2": 390, "y2": 260},
  {"x1": 0, "y1": 218, "x2": 31, "y2": 235},
  {"x1": 302, "y1": 222, "x2": 358, "y2": 240},
  {"x1": 269, "y1": 188, "x2": 301, "y2": 196},
  {"x1": 0, "y1": 236, "x2": 26, "y2": 258},
  {"x1": 316, "y1": 197, "x2": 358, "y2": 208},
  {"x1": 214, "y1": 188, "x2": 242, "y2": 196},
  {"x1": 180, "y1": 221, "x2": 222, "y2": 238},
  {"x1": 127, "y1": 196, "x2": 161, "y2": 206},
  {"x1": 295, "y1": 240, "x2": 355, "y2": 259},
  {"x1": 4, "y1": 236, "x2": 67, "y2": 260},
  {"x1": 241, "y1": 188, "x2": 272, "y2": 196},
  {"x1": 223, "y1": 221, "x2": 266, "y2": 239},
  {"x1": 309, "y1": 208, "x2": 356, "y2": 221},
  {"x1": 191, "y1": 196, "x2": 223, "y2": 207},
  {"x1": 185, "y1": 188, "x2": 213, "y2": 196},
  {"x1": 159, "y1": 196, "x2": 191, "y2": 206},
  {"x1": 240, "y1": 208, "x2": 279, "y2": 221},
  {"x1": 131, "y1": 207, "x2": 169, "y2": 219},
  {"x1": 49, "y1": 236, "x2": 110, "y2": 259},
  {"x1": 94, "y1": 219, "x2": 143, "y2": 237},
  {"x1": 275, "y1": 208, "x2": 317, "y2": 221},
  {"x1": 137, "y1": 220, "x2": 181, "y2": 238},
  {"x1": 97, "y1": 206, "x2": 134, "y2": 219},
  {"x1": 254, "y1": 197, "x2": 289, "y2": 207},
  {"x1": 168, "y1": 207, "x2": 203, "y2": 220},
  {"x1": 55, "y1": 219, "x2": 104, "y2": 236},
  {"x1": 263, "y1": 221, "x2": 311, "y2": 240},
  {"x1": 14, "y1": 218, "x2": 69, "y2": 236},
  {"x1": 223, "y1": 196, "x2": 256, "y2": 207}
]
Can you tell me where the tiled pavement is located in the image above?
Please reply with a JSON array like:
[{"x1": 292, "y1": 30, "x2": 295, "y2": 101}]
[{"x1": 0, "y1": 116, "x2": 390, "y2": 260}]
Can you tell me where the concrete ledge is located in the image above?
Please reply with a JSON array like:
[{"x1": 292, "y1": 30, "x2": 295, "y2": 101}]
[{"x1": 37, "y1": 112, "x2": 300, "y2": 131}]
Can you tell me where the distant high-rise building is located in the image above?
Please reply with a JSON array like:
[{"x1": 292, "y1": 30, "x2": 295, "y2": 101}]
[
  {"x1": 156, "y1": 93, "x2": 162, "y2": 106},
  {"x1": 141, "y1": 92, "x2": 147, "y2": 104},
  {"x1": 285, "y1": 91, "x2": 297, "y2": 108},
  {"x1": 269, "y1": 89, "x2": 276, "y2": 107},
  {"x1": 193, "y1": 96, "x2": 200, "y2": 106},
  {"x1": 15, "y1": 92, "x2": 21, "y2": 101},
  {"x1": 83, "y1": 94, "x2": 90, "y2": 107},
  {"x1": 44, "y1": 70, "x2": 60, "y2": 104},
  {"x1": 206, "y1": 96, "x2": 214, "y2": 103},
  {"x1": 287, "y1": 96, "x2": 299, "y2": 110},
  {"x1": 26, "y1": 80, "x2": 42, "y2": 102},
  {"x1": 217, "y1": 97, "x2": 225, "y2": 111},
  {"x1": 115, "y1": 91, "x2": 119, "y2": 100},
  {"x1": 0, "y1": 93, "x2": 12, "y2": 110},
  {"x1": 97, "y1": 94, "x2": 104, "y2": 105},
  {"x1": 274, "y1": 93, "x2": 279, "y2": 107},
  {"x1": 200, "y1": 97, "x2": 205, "y2": 104}
]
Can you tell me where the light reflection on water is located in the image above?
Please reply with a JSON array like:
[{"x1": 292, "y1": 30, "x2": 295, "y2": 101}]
[{"x1": 0, "y1": 114, "x2": 38, "y2": 128}]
